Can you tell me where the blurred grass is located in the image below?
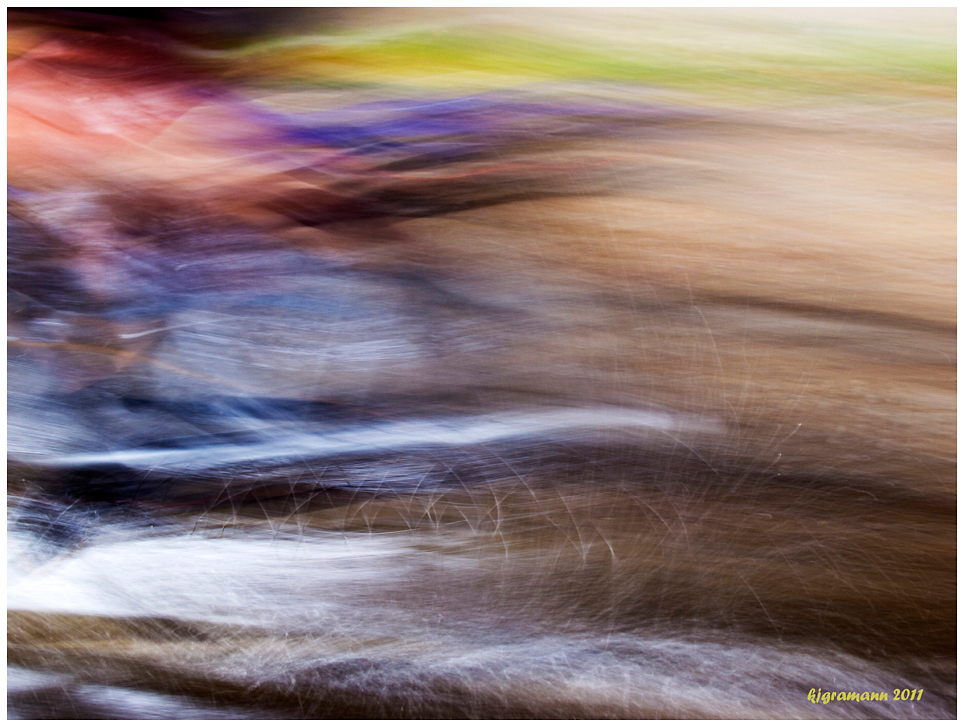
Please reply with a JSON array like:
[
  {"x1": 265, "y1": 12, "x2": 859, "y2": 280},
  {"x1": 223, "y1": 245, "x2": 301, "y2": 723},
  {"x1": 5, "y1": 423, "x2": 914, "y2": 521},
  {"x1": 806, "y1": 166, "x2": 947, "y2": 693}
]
[{"x1": 211, "y1": 10, "x2": 955, "y2": 104}]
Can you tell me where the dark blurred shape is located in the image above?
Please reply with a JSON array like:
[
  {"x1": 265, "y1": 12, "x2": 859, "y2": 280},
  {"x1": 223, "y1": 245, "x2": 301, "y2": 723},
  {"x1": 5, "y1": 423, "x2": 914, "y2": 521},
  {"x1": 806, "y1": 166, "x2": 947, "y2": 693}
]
[{"x1": 10, "y1": 8, "x2": 328, "y2": 47}]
